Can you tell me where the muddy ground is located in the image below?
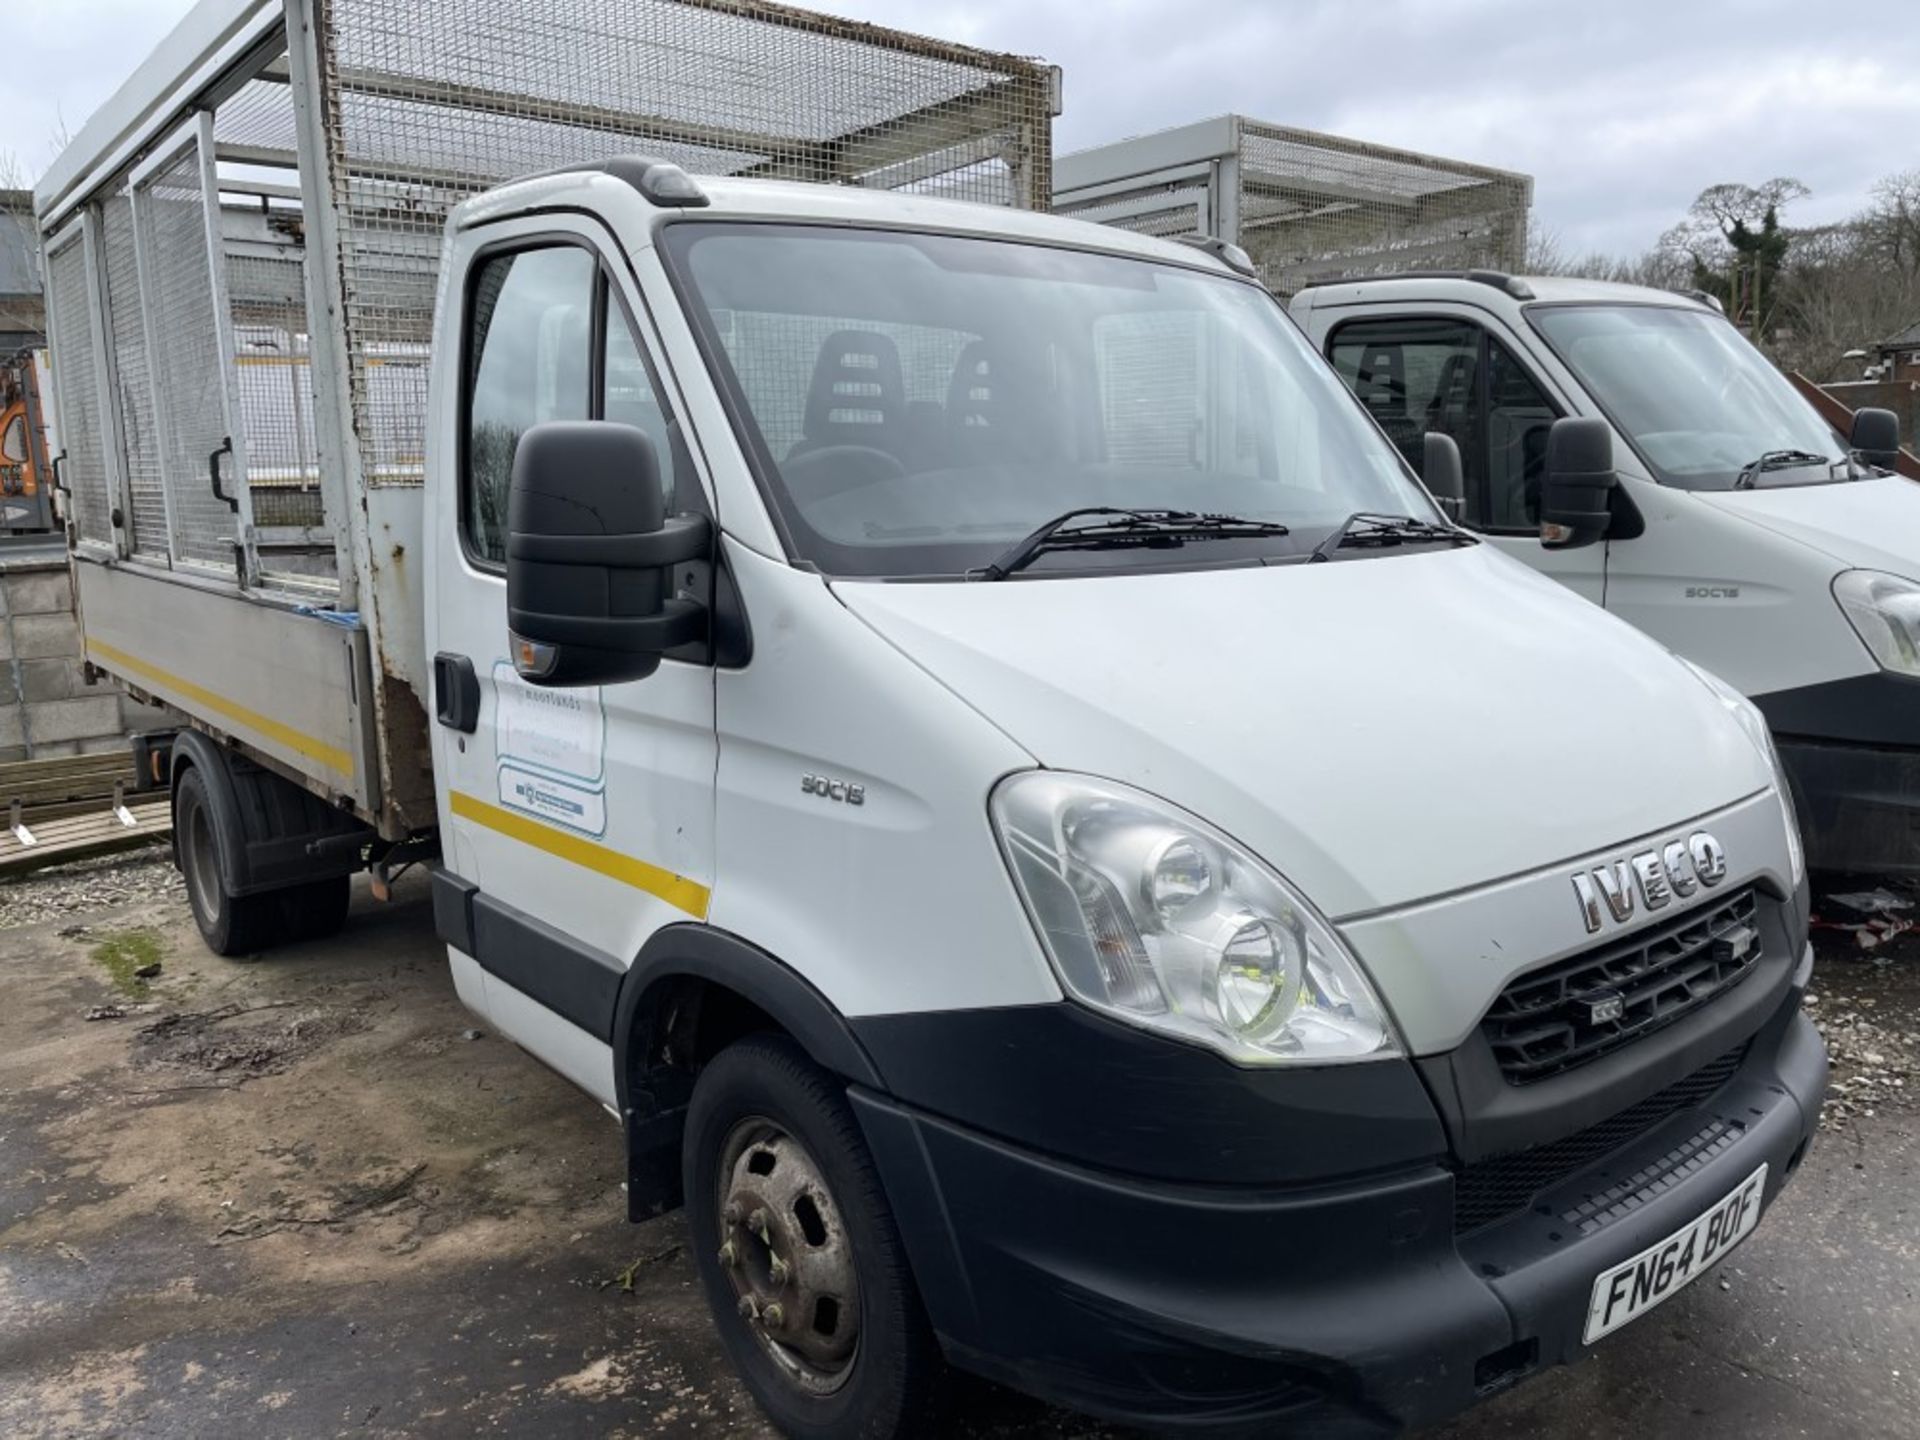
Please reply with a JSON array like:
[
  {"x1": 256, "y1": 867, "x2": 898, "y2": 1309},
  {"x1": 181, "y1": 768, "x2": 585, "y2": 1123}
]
[{"x1": 1, "y1": 850, "x2": 1916, "y2": 1439}]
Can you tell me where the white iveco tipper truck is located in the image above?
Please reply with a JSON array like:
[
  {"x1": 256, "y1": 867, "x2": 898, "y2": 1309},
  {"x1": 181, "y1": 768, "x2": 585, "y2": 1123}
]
[
  {"x1": 40, "y1": 2, "x2": 1823, "y2": 1434},
  {"x1": 1292, "y1": 273, "x2": 1920, "y2": 876}
]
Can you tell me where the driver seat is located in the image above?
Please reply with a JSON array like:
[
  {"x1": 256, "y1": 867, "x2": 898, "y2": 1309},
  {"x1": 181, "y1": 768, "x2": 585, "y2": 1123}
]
[{"x1": 788, "y1": 330, "x2": 908, "y2": 464}]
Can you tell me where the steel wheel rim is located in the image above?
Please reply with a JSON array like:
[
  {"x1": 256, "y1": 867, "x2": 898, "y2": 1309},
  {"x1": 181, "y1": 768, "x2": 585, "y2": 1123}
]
[{"x1": 714, "y1": 1116, "x2": 860, "y2": 1397}]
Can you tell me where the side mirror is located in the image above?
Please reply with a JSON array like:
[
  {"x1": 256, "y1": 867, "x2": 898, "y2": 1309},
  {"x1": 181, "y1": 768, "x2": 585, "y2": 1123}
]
[
  {"x1": 1539, "y1": 417, "x2": 1615, "y2": 551},
  {"x1": 506, "y1": 421, "x2": 709, "y2": 687},
  {"x1": 1421, "y1": 432, "x2": 1465, "y2": 522},
  {"x1": 1850, "y1": 406, "x2": 1901, "y2": 470}
]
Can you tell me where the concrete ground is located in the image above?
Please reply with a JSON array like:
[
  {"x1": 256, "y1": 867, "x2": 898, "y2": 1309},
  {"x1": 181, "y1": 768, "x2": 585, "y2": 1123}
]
[{"x1": 0, "y1": 851, "x2": 1914, "y2": 1439}]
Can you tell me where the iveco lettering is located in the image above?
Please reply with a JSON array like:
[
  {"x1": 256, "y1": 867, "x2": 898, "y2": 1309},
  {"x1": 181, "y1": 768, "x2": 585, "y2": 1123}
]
[{"x1": 36, "y1": 6, "x2": 1825, "y2": 1434}]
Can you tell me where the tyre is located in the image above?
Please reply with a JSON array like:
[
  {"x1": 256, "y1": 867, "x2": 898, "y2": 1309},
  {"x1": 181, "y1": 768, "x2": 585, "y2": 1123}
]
[
  {"x1": 684, "y1": 1034, "x2": 941, "y2": 1440},
  {"x1": 278, "y1": 874, "x2": 352, "y2": 943},
  {"x1": 174, "y1": 766, "x2": 282, "y2": 957}
]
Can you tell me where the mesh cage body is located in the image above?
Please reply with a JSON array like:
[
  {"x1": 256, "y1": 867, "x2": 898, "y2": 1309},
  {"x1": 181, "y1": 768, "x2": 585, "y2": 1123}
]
[
  {"x1": 44, "y1": 239, "x2": 113, "y2": 546},
  {"x1": 312, "y1": 0, "x2": 1056, "y2": 490},
  {"x1": 1054, "y1": 116, "x2": 1531, "y2": 298},
  {"x1": 1237, "y1": 121, "x2": 1530, "y2": 295}
]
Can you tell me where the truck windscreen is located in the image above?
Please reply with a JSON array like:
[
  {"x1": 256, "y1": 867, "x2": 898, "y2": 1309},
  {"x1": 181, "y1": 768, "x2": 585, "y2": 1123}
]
[
  {"x1": 660, "y1": 223, "x2": 1431, "y2": 578},
  {"x1": 1528, "y1": 304, "x2": 1848, "y2": 492}
]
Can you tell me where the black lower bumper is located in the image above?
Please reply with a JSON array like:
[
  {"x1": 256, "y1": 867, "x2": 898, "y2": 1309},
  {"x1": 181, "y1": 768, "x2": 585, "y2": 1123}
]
[
  {"x1": 1777, "y1": 736, "x2": 1920, "y2": 874},
  {"x1": 853, "y1": 993, "x2": 1827, "y2": 1435}
]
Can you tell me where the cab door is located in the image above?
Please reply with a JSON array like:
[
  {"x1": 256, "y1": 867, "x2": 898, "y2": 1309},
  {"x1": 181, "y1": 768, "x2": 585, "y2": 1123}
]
[
  {"x1": 1324, "y1": 309, "x2": 1604, "y2": 604},
  {"x1": 426, "y1": 215, "x2": 716, "y2": 1101}
]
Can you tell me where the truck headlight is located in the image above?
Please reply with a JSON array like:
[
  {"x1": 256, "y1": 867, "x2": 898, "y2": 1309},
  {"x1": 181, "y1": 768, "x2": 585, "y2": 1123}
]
[
  {"x1": 1834, "y1": 570, "x2": 1920, "y2": 678},
  {"x1": 991, "y1": 772, "x2": 1400, "y2": 1065},
  {"x1": 1680, "y1": 660, "x2": 1805, "y2": 887}
]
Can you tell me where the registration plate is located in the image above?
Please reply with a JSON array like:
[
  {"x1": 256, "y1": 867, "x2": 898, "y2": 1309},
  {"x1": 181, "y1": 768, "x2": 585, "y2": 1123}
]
[{"x1": 1583, "y1": 1163, "x2": 1767, "y2": 1344}]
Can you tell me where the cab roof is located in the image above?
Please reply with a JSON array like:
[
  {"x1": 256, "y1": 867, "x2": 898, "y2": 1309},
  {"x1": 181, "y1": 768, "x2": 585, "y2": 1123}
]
[
  {"x1": 1292, "y1": 272, "x2": 1719, "y2": 313},
  {"x1": 454, "y1": 163, "x2": 1242, "y2": 278}
]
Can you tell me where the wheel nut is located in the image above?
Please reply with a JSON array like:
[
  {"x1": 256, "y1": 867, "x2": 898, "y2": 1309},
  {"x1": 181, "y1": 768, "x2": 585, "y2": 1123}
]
[
  {"x1": 717, "y1": 1241, "x2": 738, "y2": 1268},
  {"x1": 724, "y1": 1201, "x2": 744, "y2": 1225},
  {"x1": 748, "y1": 1208, "x2": 770, "y2": 1239},
  {"x1": 762, "y1": 1302, "x2": 785, "y2": 1329},
  {"x1": 768, "y1": 1255, "x2": 790, "y2": 1285},
  {"x1": 737, "y1": 1296, "x2": 759, "y2": 1321}
]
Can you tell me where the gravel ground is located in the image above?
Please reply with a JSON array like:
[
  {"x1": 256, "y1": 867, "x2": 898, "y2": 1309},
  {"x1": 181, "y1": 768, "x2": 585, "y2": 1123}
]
[{"x1": 0, "y1": 843, "x2": 180, "y2": 932}]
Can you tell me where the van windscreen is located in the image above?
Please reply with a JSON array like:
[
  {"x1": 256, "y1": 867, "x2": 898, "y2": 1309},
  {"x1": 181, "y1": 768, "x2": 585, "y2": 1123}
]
[{"x1": 660, "y1": 223, "x2": 1431, "y2": 578}]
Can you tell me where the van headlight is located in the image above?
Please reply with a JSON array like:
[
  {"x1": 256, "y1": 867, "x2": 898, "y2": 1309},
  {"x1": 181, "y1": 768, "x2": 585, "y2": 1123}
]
[
  {"x1": 1679, "y1": 660, "x2": 1805, "y2": 887},
  {"x1": 990, "y1": 772, "x2": 1401, "y2": 1065},
  {"x1": 1834, "y1": 570, "x2": 1920, "y2": 677}
]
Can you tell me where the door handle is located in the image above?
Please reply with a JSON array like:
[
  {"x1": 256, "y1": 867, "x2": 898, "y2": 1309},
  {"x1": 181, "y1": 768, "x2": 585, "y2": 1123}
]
[
  {"x1": 433, "y1": 652, "x2": 480, "y2": 734},
  {"x1": 208, "y1": 437, "x2": 238, "y2": 513}
]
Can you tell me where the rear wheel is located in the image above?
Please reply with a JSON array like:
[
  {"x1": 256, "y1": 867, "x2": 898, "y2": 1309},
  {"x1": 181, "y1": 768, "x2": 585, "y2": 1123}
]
[
  {"x1": 175, "y1": 766, "x2": 281, "y2": 957},
  {"x1": 685, "y1": 1035, "x2": 940, "y2": 1440}
]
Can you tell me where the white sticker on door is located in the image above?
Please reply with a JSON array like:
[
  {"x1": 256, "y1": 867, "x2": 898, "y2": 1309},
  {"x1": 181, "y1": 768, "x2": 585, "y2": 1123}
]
[
  {"x1": 493, "y1": 663, "x2": 606, "y2": 784},
  {"x1": 497, "y1": 761, "x2": 607, "y2": 837}
]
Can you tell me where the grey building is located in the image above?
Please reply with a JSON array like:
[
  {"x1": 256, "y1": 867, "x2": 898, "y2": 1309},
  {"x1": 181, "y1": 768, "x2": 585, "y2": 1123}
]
[{"x1": 0, "y1": 192, "x2": 43, "y2": 353}]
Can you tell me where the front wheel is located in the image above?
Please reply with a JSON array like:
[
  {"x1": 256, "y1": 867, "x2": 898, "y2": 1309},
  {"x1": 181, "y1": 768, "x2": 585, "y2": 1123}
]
[{"x1": 684, "y1": 1035, "x2": 941, "y2": 1440}]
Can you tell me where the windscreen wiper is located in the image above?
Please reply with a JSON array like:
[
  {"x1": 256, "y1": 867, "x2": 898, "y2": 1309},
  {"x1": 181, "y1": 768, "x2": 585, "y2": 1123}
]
[
  {"x1": 971, "y1": 507, "x2": 1292, "y2": 581},
  {"x1": 1732, "y1": 449, "x2": 1832, "y2": 490},
  {"x1": 1308, "y1": 512, "x2": 1473, "y2": 563}
]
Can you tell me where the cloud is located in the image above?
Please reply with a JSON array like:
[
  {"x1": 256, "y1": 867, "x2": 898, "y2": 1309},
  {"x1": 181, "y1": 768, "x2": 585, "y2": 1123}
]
[{"x1": 8, "y1": 0, "x2": 1917, "y2": 258}]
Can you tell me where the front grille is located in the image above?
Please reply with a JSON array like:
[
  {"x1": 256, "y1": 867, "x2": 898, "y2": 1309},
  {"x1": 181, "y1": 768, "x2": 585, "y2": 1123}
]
[
  {"x1": 1482, "y1": 887, "x2": 1763, "y2": 1084},
  {"x1": 1452, "y1": 1043, "x2": 1748, "y2": 1234}
]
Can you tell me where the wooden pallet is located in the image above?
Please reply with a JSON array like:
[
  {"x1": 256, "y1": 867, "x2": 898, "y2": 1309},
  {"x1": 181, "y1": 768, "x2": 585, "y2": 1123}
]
[{"x1": 0, "y1": 752, "x2": 172, "y2": 876}]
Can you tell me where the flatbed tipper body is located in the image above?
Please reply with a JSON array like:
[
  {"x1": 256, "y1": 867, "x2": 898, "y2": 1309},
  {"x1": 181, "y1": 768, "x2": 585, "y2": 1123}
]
[{"x1": 35, "y1": 0, "x2": 1059, "y2": 840}]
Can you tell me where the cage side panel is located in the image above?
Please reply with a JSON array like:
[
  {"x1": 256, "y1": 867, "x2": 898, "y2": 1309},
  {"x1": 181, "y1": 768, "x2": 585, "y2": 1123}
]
[
  {"x1": 137, "y1": 146, "x2": 246, "y2": 574},
  {"x1": 99, "y1": 193, "x2": 172, "y2": 562},
  {"x1": 44, "y1": 239, "x2": 115, "y2": 546}
]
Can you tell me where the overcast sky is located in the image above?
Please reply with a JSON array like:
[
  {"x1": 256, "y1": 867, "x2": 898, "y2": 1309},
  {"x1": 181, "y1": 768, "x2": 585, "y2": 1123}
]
[{"x1": 7, "y1": 0, "x2": 1918, "y2": 257}]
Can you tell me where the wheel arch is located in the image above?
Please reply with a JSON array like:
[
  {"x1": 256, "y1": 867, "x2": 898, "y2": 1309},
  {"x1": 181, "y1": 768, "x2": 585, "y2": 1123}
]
[{"x1": 613, "y1": 923, "x2": 884, "y2": 1219}]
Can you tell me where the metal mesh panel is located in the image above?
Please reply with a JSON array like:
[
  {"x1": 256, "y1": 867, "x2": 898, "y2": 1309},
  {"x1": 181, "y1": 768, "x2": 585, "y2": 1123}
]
[
  {"x1": 137, "y1": 146, "x2": 241, "y2": 573},
  {"x1": 229, "y1": 250, "x2": 324, "y2": 529},
  {"x1": 314, "y1": 0, "x2": 1054, "y2": 487},
  {"x1": 1237, "y1": 122, "x2": 1530, "y2": 296},
  {"x1": 100, "y1": 192, "x2": 170, "y2": 560},
  {"x1": 44, "y1": 238, "x2": 112, "y2": 544}
]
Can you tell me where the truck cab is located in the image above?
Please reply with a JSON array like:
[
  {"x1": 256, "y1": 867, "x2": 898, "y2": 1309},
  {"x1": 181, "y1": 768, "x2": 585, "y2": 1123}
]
[
  {"x1": 416, "y1": 171, "x2": 1824, "y2": 1436},
  {"x1": 1292, "y1": 273, "x2": 1920, "y2": 874}
]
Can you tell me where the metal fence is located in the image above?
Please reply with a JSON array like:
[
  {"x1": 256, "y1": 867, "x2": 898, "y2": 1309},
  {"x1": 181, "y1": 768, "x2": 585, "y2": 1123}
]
[
  {"x1": 1054, "y1": 115, "x2": 1532, "y2": 297},
  {"x1": 41, "y1": 0, "x2": 1058, "y2": 591}
]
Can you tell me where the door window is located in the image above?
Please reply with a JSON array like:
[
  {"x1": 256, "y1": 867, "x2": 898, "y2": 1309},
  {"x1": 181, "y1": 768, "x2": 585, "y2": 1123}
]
[
  {"x1": 464, "y1": 245, "x2": 689, "y2": 562},
  {"x1": 1329, "y1": 319, "x2": 1560, "y2": 533},
  {"x1": 464, "y1": 246, "x2": 596, "y2": 564}
]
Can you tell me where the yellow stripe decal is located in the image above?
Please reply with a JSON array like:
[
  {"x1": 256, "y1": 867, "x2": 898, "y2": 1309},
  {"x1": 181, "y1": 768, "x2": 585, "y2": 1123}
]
[
  {"x1": 449, "y1": 789, "x2": 711, "y2": 919},
  {"x1": 87, "y1": 637, "x2": 356, "y2": 778}
]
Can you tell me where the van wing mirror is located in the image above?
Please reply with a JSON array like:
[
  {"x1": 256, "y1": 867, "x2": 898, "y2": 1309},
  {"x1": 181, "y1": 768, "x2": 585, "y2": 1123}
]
[
  {"x1": 1421, "y1": 432, "x2": 1465, "y2": 522},
  {"x1": 1538, "y1": 417, "x2": 1615, "y2": 551},
  {"x1": 506, "y1": 421, "x2": 710, "y2": 687},
  {"x1": 1850, "y1": 406, "x2": 1901, "y2": 470}
]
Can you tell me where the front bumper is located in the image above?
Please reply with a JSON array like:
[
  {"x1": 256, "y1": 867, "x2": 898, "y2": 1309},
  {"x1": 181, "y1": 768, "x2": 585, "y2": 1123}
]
[
  {"x1": 1777, "y1": 736, "x2": 1920, "y2": 874},
  {"x1": 853, "y1": 988, "x2": 1826, "y2": 1435}
]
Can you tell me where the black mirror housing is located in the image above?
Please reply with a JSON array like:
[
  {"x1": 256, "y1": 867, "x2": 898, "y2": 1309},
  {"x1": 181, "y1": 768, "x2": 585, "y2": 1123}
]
[
  {"x1": 506, "y1": 421, "x2": 710, "y2": 687},
  {"x1": 1850, "y1": 406, "x2": 1901, "y2": 470},
  {"x1": 1539, "y1": 417, "x2": 1615, "y2": 551},
  {"x1": 1421, "y1": 432, "x2": 1465, "y2": 522}
]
